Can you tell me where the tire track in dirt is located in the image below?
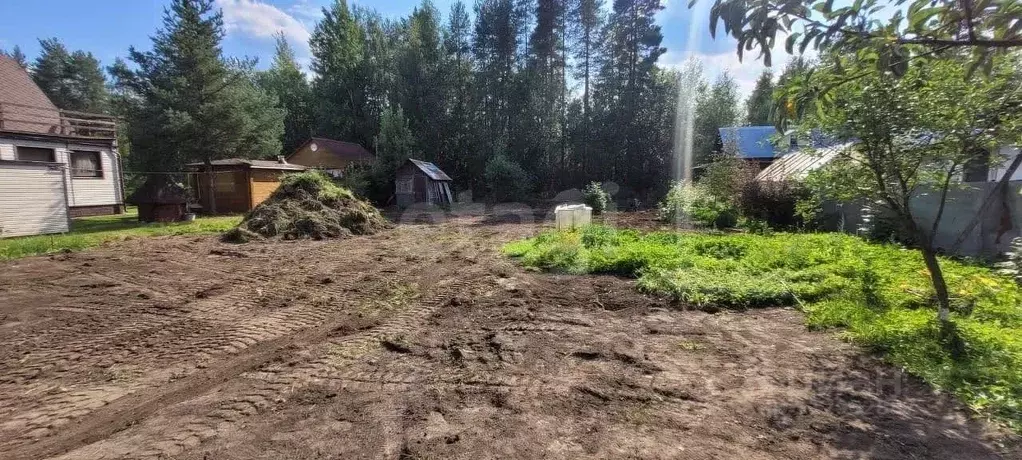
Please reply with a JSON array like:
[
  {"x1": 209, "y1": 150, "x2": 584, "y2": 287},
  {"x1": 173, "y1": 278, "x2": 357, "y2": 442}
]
[
  {"x1": 4, "y1": 287, "x2": 379, "y2": 460},
  {"x1": 42, "y1": 276, "x2": 470, "y2": 460},
  {"x1": 0, "y1": 259, "x2": 393, "y2": 453}
]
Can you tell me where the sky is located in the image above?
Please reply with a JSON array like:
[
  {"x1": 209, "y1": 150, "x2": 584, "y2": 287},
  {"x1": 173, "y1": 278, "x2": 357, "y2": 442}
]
[{"x1": 0, "y1": 0, "x2": 798, "y2": 98}]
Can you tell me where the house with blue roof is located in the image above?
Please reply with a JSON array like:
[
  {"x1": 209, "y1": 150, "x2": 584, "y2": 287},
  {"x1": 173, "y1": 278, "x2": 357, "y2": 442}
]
[{"x1": 717, "y1": 126, "x2": 788, "y2": 169}]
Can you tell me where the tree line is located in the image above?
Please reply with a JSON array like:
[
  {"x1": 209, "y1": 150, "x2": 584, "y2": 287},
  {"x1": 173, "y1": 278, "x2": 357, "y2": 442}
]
[{"x1": 1, "y1": 0, "x2": 808, "y2": 203}]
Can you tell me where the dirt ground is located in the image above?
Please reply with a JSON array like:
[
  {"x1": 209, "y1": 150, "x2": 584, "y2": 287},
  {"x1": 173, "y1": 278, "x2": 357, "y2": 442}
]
[{"x1": 0, "y1": 209, "x2": 1018, "y2": 460}]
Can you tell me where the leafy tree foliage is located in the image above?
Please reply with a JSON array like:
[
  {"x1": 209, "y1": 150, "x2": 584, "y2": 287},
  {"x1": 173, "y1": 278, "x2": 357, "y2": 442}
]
[
  {"x1": 693, "y1": 72, "x2": 740, "y2": 171},
  {"x1": 796, "y1": 54, "x2": 1022, "y2": 330},
  {"x1": 700, "y1": 0, "x2": 1022, "y2": 73}
]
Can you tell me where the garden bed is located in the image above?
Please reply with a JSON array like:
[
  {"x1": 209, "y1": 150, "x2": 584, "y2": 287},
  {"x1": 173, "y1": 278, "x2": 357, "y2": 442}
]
[{"x1": 504, "y1": 226, "x2": 1022, "y2": 430}]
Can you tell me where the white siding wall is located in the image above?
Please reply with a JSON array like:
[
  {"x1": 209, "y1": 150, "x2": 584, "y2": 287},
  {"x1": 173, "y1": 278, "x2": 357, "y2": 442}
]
[
  {"x1": 64, "y1": 146, "x2": 122, "y2": 207},
  {"x1": 0, "y1": 137, "x2": 122, "y2": 208},
  {"x1": 0, "y1": 163, "x2": 69, "y2": 237},
  {"x1": 990, "y1": 146, "x2": 1022, "y2": 182}
]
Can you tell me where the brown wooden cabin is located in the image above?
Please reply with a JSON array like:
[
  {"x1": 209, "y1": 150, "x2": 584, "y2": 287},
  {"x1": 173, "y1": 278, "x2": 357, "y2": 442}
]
[
  {"x1": 126, "y1": 176, "x2": 188, "y2": 222},
  {"x1": 186, "y1": 159, "x2": 306, "y2": 214},
  {"x1": 396, "y1": 159, "x2": 454, "y2": 207},
  {"x1": 286, "y1": 138, "x2": 374, "y2": 177}
]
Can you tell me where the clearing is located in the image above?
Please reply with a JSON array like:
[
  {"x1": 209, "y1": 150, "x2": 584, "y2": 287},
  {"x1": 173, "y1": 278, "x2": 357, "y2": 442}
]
[{"x1": 0, "y1": 210, "x2": 1018, "y2": 459}]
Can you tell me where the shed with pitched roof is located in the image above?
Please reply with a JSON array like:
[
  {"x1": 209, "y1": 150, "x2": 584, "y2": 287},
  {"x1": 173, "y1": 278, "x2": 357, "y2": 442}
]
[{"x1": 395, "y1": 159, "x2": 453, "y2": 206}]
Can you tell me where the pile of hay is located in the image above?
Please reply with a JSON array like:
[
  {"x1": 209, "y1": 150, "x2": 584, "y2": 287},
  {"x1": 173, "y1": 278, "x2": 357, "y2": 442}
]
[{"x1": 223, "y1": 171, "x2": 388, "y2": 243}]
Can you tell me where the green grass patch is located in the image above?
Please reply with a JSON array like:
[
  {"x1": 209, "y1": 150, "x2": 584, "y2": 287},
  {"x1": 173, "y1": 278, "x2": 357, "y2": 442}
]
[
  {"x1": 0, "y1": 209, "x2": 241, "y2": 260},
  {"x1": 504, "y1": 225, "x2": 1022, "y2": 430}
]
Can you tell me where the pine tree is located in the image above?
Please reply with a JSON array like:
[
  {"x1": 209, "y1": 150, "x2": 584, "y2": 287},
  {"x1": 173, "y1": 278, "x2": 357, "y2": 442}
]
[
  {"x1": 745, "y1": 70, "x2": 774, "y2": 125},
  {"x1": 568, "y1": 0, "x2": 603, "y2": 176},
  {"x1": 441, "y1": 1, "x2": 476, "y2": 185},
  {"x1": 518, "y1": 0, "x2": 568, "y2": 188},
  {"x1": 110, "y1": 0, "x2": 283, "y2": 213},
  {"x1": 597, "y1": 0, "x2": 665, "y2": 189},
  {"x1": 472, "y1": 0, "x2": 528, "y2": 162},
  {"x1": 0, "y1": 45, "x2": 28, "y2": 68},
  {"x1": 368, "y1": 105, "x2": 418, "y2": 201},
  {"x1": 375, "y1": 105, "x2": 417, "y2": 176},
  {"x1": 31, "y1": 39, "x2": 72, "y2": 107},
  {"x1": 257, "y1": 33, "x2": 313, "y2": 155},
  {"x1": 396, "y1": 0, "x2": 444, "y2": 163}
]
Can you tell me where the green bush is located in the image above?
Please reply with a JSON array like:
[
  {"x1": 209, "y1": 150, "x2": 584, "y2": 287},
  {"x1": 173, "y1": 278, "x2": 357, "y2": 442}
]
[
  {"x1": 583, "y1": 182, "x2": 610, "y2": 215},
  {"x1": 484, "y1": 154, "x2": 533, "y2": 202},
  {"x1": 657, "y1": 181, "x2": 737, "y2": 228},
  {"x1": 503, "y1": 226, "x2": 1022, "y2": 430},
  {"x1": 738, "y1": 180, "x2": 811, "y2": 230}
]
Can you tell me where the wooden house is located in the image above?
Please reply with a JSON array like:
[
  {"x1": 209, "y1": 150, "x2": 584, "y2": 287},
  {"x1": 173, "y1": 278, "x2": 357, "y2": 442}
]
[
  {"x1": 0, "y1": 55, "x2": 123, "y2": 237},
  {"x1": 286, "y1": 138, "x2": 374, "y2": 177},
  {"x1": 396, "y1": 159, "x2": 454, "y2": 206},
  {"x1": 186, "y1": 159, "x2": 306, "y2": 214}
]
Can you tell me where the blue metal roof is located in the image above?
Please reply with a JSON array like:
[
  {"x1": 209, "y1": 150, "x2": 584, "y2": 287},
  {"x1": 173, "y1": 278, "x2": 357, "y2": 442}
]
[{"x1": 718, "y1": 126, "x2": 779, "y2": 159}]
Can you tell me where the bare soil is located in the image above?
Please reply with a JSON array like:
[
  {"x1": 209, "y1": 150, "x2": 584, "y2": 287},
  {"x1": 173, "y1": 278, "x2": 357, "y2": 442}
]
[{"x1": 0, "y1": 210, "x2": 1017, "y2": 459}]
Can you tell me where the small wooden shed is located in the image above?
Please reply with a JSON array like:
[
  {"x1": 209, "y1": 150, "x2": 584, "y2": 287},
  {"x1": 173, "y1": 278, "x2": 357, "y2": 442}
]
[
  {"x1": 395, "y1": 159, "x2": 454, "y2": 206},
  {"x1": 126, "y1": 176, "x2": 188, "y2": 223},
  {"x1": 186, "y1": 158, "x2": 307, "y2": 214}
]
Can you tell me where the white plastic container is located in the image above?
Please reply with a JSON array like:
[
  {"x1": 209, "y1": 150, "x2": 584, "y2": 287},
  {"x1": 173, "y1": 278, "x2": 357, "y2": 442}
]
[{"x1": 555, "y1": 204, "x2": 592, "y2": 230}]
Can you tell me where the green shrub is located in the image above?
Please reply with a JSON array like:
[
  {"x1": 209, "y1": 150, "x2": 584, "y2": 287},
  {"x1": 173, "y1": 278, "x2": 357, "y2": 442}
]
[
  {"x1": 657, "y1": 181, "x2": 737, "y2": 229},
  {"x1": 503, "y1": 226, "x2": 1022, "y2": 430},
  {"x1": 582, "y1": 182, "x2": 610, "y2": 215},
  {"x1": 738, "y1": 180, "x2": 811, "y2": 230},
  {"x1": 484, "y1": 154, "x2": 533, "y2": 202}
]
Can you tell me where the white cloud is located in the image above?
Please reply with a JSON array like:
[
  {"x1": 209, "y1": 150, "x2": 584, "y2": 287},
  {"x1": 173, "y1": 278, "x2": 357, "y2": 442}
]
[
  {"x1": 661, "y1": 31, "x2": 815, "y2": 98},
  {"x1": 216, "y1": 0, "x2": 311, "y2": 51},
  {"x1": 288, "y1": 0, "x2": 324, "y2": 23}
]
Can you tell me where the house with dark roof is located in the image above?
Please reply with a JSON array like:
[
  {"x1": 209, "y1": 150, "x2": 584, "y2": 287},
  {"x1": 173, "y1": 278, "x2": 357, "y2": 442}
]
[
  {"x1": 286, "y1": 137, "x2": 375, "y2": 177},
  {"x1": 185, "y1": 158, "x2": 307, "y2": 214},
  {"x1": 0, "y1": 55, "x2": 124, "y2": 237},
  {"x1": 395, "y1": 159, "x2": 454, "y2": 206}
]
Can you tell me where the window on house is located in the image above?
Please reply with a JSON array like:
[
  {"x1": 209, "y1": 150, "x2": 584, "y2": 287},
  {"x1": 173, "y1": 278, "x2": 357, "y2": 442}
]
[
  {"x1": 71, "y1": 151, "x2": 102, "y2": 178},
  {"x1": 16, "y1": 146, "x2": 55, "y2": 162}
]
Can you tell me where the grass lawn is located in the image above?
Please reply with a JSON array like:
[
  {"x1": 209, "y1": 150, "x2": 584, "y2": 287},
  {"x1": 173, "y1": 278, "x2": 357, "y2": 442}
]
[
  {"x1": 0, "y1": 208, "x2": 241, "y2": 260},
  {"x1": 504, "y1": 225, "x2": 1022, "y2": 431}
]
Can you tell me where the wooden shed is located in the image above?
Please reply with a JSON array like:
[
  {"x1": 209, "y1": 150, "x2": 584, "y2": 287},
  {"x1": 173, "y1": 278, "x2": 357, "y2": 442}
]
[
  {"x1": 286, "y1": 138, "x2": 375, "y2": 177},
  {"x1": 186, "y1": 158, "x2": 307, "y2": 214},
  {"x1": 396, "y1": 159, "x2": 454, "y2": 207},
  {"x1": 126, "y1": 176, "x2": 188, "y2": 222}
]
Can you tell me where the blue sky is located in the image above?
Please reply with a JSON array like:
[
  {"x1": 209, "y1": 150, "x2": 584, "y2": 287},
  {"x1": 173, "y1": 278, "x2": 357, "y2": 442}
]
[{"x1": 0, "y1": 0, "x2": 789, "y2": 96}]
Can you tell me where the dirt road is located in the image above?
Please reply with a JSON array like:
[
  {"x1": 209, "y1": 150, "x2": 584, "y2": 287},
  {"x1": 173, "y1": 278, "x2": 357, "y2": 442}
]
[{"x1": 0, "y1": 211, "x2": 1017, "y2": 459}]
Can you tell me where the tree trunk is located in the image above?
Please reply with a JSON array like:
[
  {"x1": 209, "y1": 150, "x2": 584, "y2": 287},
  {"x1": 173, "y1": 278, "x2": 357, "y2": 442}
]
[
  {"x1": 919, "y1": 243, "x2": 952, "y2": 324},
  {"x1": 904, "y1": 210, "x2": 951, "y2": 326}
]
